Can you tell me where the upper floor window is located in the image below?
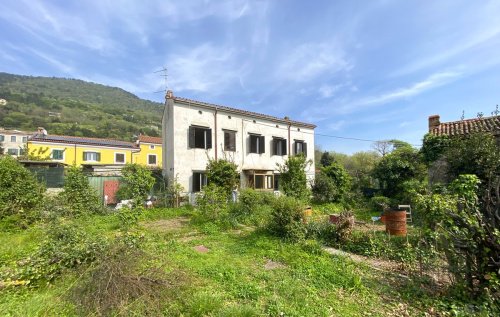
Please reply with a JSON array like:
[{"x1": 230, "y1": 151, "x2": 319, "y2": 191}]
[
  {"x1": 249, "y1": 134, "x2": 265, "y2": 154},
  {"x1": 83, "y1": 151, "x2": 101, "y2": 162},
  {"x1": 10, "y1": 136, "x2": 16, "y2": 142},
  {"x1": 0, "y1": 135, "x2": 4, "y2": 142},
  {"x1": 224, "y1": 130, "x2": 236, "y2": 152},
  {"x1": 115, "y1": 153, "x2": 125, "y2": 164},
  {"x1": 52, "y1": 149, "x2": 64, "y2": 160},
  {"x1": 148, "y1": 154, "x2": 157, "y2": 165},
  {"x1": 294, "y1": 140, "x2": 307, "y2": 156},
  {"x1": 189, "y1": 126, "x2": 212, "y2": 149},
  {"x1": 192, "y1": 172, "x2": 207, "y2": 192},
  {"x1": 22, "y1": 136, "x2": 27, "y2": 143},
  {"x1": 272, "y1": 137, "x2": 287, "y2": 156},
  {"x1": 150, "y1": 145, "x2": 155, "y2": 150}
]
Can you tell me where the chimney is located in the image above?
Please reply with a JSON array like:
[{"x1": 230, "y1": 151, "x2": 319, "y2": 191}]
[
  {"x1": 428, "y1": 115, "x2": 440, "y2": 132},
  {"x1": 166, "y1": 90, "x2": 174, "y2": 100}
]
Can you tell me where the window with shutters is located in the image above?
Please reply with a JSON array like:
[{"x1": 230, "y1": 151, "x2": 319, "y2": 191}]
[
  {"x1": 192, "y1": 172, "x2": 207, "y2": 192},
  {"x1": 272, "y1": 137, "x2": 287, "y2": 156},
  {"x1": 249, "y1": 134, "x2": 265, "y2": 154},
  {"x1": 52, "y1": 149, "x2": 64, "y2": 160},
  {"x1": 10, "y1": 135, "x2": 16, "y2": 142},
  {"x1": 83, "y1": 151, "x2": 101, "y2": 162},
  {"x1": 0, "y1": 135, "x2": 4, "y2": 142},
  {"x1": 224, "y1": 130, "x2": 236, "y2": 151},
  {"x1": 294, "y1": 140, "x2": 307, "y2": 156},
  {"x1": 189, "y1": 126, "x2": 212, "y2": 149}
]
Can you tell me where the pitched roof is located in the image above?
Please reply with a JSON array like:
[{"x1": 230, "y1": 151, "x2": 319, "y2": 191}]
[
  {"x1": 29, "y1": 134, "x2": 137, "y2": 149},
  {"x1": 430, "y1": 115, "x2": 500, "y2": 137},
  {"x1": 138, "y1": 135, "x2": 162, "y2": 144},
  {"x1": 172, "y1": 96, "x2": 317, "y2": 129}
]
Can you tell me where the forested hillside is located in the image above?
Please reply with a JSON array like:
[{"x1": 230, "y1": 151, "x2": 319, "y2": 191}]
[{"x1": 0, "y1": 73, "x2": 163, "y2": 140}]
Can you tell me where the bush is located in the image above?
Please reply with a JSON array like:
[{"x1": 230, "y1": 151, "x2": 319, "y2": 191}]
[
  {"x1": 59, "y1": 166, "x2": 103, "y2": 216},
  {"x1": 369, "y1": 195, "x2": 391, "y2": 213},
  {"x1": 277, "y1": 155, "x2": 311, "y2": 202},
  {"x1": 2, "y1": 222, "x2": 108, "y2": 286},
  {"x1": 196, "y1": 184, "x2": 229, "y2": 222},
  {"x1": 206, "y1": 159, "x2": 239, "y2": 196},
  {"x1": 268, "y1": 196, "x2": 306, "y2": 242},
  {"x1": 0, "y1": 156, "x2": 44, "y2": 224},
  {"x1": 229, "y1": 188, "x2": 275, "y2": 226},
  {"x1": 118, "y1": 164, "x2": 155, "y2": 206}
]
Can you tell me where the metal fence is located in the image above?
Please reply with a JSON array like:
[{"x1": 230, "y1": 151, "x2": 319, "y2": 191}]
[{"x1": 27, "y1": 166, "x2": 65, "y2": 188}]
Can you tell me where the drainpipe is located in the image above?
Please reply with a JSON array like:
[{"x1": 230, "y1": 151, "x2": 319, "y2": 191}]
[
  {"x1": 214, "y1": 107, "x2": 218, "y2": 161},
  {"x1": 285, "y1": 116, "x2": 291, "y2": 157},
  {"x1": 74, "y1": 143, "x2": 77, "y2": 165}
]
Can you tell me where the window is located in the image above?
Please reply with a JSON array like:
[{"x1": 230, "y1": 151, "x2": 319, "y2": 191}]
[
  {"x1": 272, "y1": 137, "x2": 287, "y2": 156},
  {"x1": 0, "y1": 135, "x2": 4, "y2": 142},
  {"x1": 10, "y1": 136, "x2": 16, "y2": 142},
  {"x1": 192, "y1": 172, "x2": 207, "y2": 192},
  {"x1": 148, "y1": 154, "x2": 157, "y2": 165},
  {"x1": 252, "y1": 174, "x2": 274, "y2": 190},
  {"x1": 294, "y1": 140, "x2": 307, "y2": 156},
  {"x1": 83, "y1": 151, "x2": 101, "y2": 162},
  {"x1": 189, "y1": 126, "x2": 212, "y2": 149},
  {"x1": 7, "y1": 148, "x2": 19, "y2": 155},
  {"x1": 52, "y1": 149, "x2": 64, "y2": 160},
  {"x1": 274, "y1": 174, "x2": 280, "y2": 190},
  {"x1": 224, "y1": 130, "x2": 236, "y2": 151},
  {"x1": 249, "y1": 134, "x2": 265, "y2": 154},
  {"x1": 22, "y1": 137, "x2": 27, "y2": 143},
  {"x1": 115, "y1": 153, "x2": 125, "y2": 164},
  {"x1": 149, "y1": 145, "x2": 155, "y2": 149}
]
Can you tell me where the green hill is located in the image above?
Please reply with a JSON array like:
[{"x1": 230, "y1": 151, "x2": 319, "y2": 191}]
[{"x1": 0, "y1": 72, "x2": 163, "y2": 140}]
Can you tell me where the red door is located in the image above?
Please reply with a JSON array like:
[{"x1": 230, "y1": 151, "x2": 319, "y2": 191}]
[{"x1": 103, "y1": 180, "x2": 120, "y2": 205}]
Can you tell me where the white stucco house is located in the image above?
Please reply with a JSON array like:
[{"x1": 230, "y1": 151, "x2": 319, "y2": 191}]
[
  {"x1": 0, "y1": 128, "x2": 31, "y2": 156},
  {"x1": 162, "y1": 90, "x2": 316, "y2": 196}
]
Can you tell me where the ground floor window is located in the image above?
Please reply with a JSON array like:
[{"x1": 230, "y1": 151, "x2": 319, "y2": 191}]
[
  {"x1": 7, "y1": 148, "x2": 19, "y2": 155},
  {"x1": 246, "y1": 170, "x2": 276, "y2": 191},
  {"x1": 193, "y1": 172, "x2": 207, "y2": 192}
]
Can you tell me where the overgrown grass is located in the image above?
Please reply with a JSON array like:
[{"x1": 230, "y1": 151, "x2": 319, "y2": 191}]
[{"x1": 0, "y1": 207, "x2": 495, "y2": 316}]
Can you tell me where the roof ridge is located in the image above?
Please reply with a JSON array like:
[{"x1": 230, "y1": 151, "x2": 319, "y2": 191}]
[{"x1": 32, "y1": 134, "x2": 135, "y2": 144}]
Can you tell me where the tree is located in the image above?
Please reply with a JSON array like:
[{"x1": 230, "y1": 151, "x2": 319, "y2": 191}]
[
  {"x1": 319, "y1": 151, "x2": 335, "y2": 167},
  {"x1": 277, "y1": 155, "x2": 311, "y2": 202},
  {"x1": 312, "y1": 161, "x2": 351, "y2": 203},
  {"x1": 60, "y1": 166, "x2": 102, "y2": 215},
  {"x1": 118, "y1": 164, "x2": 155, "y2": 206},
  {"x1": 205, "y1": 159, "x2": 239, "y2": 196},
  {"x1": 372, "y1": 145, "x2": 426, "y2": 199}
]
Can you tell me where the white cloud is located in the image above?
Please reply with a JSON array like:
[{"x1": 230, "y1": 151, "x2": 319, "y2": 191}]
[
  {"x1": 328, "y1": 120, "x2": 346, "y2": 131},
  {"x1": 318, "y1": 84, "x2": 342, "y2": 98},
  {"x1": 167, "y1": 43, "x2": 242, "y2": 94},
  {"x1": 277, "y1": 43, "x2": 352, "y2": 82}
]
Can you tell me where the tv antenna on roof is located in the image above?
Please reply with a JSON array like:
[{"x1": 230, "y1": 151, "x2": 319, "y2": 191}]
[{"x1": 153, "y1": 67, "x2": 168, "y2": 94}]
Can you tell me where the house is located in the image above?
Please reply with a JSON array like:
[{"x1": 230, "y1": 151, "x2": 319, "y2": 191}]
[
  {"x1": 28, "y1": 131, "x2": 140, "y2": 167},
  {"x1": 428, "y1": 114, "x2": 500, "y2": 141},
  {"x1": 427, "y1": 114, "x2": 500, "y2": 183},
  {"x1": 134, "y1": 134, "x2": 162, "y2": 167},
  {"x1": 162, "y1": 90, "x2": 316, "y2": 196},
  {"x1": 0, "y1": 128, "x2": 31, "y2": 156}
]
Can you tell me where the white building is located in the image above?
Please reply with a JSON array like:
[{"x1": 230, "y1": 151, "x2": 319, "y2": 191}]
[
  {"x1": 162, "y1": 90, "x2": 316, "y2": 195},
  {"x1": 0, "y1": 128, "x2": 31, "y2": 156}
]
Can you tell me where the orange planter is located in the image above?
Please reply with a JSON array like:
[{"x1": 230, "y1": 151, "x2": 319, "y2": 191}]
[{"x1": 385, "y1": 210, "x2": 407, "y2": 236}]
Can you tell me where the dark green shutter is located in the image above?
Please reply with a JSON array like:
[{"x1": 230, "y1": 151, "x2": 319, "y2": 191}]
[
  {"x1": 189, "y1": 126, "x2": 195, "y2": 148},
  {"x1": 250, "y1": 135, "x2": 257, "y2": 153},
  {"x1": 303, "y1": 142, "x2": 307, "y2": 156},
  {"x1": 282, "y1": 139, "x2": 287, "y2": 155},
  {"x1": 206, "y1": 129, "x2": 212, "y2": 149},
  {"x1": 96, "y1": 152, "x2": 101, "y2": 162},
  {"x1": 259, "y1": 136, "x2": 265, "y2": 154}
]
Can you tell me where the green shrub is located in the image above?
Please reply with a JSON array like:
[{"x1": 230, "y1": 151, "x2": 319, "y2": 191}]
[
  {"x1": 2, "y1": 222, "x2": 108, "y2": 286},
  {"x1": 313, "y1": 161, "x2": 351, "y2": 203},
  {"x1": 277, "y1": 155, "x2": 311, "y2": 202},
  {"x1": 369, "y1": 195, "x2": 391, "y2": 213},
  {"x1": 0, "y1": 156, "x2": 45, "y2": 224},
  {"x1": 229, "y1": 188, "x2": 275, "y2": 226},
  {"x1": 118, "y1": 164, "x2": 155, "y2": 206},
  {"x1": 268, "y1": 196, "x2": 306, "y2": 242},
  {"x1": 59, "y1": 166, "x2": 103, "y2": 216},
  {"x1": 206, "y1": 159, "x2": 239, "y2": 196},
  {"x1": 196, "y1": 184, "x2": 229, "y2": 222}
]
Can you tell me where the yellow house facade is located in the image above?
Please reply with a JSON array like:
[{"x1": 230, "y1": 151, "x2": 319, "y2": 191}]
[{"x1": 132, "y1": 135, "x2": 162, "y2": 167}]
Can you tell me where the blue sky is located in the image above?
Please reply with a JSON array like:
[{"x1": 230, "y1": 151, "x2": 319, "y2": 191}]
[{"x1": 1, "y1": 0, "x2": 500, "y2": 153}]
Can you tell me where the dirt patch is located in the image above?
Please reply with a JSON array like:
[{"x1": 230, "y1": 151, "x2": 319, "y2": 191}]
[
  {"x1": 323, "y1": 247, "x2": 404, "y2": 275},
  {"x1": 193, "y1": 245, "x2": 210, "y2": 253},
  {"x1": 264, "y1": 259, "x2": 286, "y2": 270},
  {"x1": 143, "y1": 217, "x2": 190, "y2": 232}
]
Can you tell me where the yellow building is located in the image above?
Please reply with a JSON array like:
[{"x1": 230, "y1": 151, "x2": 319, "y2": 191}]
[
  {"x1": 133, "y1": 135, "x2": 162, "y2": 167},
  {"x1": 28, "y1": 134, "x2": 140, "y2": 166}
]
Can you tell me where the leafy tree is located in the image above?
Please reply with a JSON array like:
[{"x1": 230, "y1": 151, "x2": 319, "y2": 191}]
[
  {"x1": 119, "y1": 164, "x2": 155, "y2": 206},
  {"x1": 319, "y1": 151, "x2": 335, "y2": 167},
  {"x1": 420, "y1": 133, "x2": 450, "y2": 165},
  {"x1": 59, "y1": 166, "x2": 102, "y2": 215},
  {"x1": 372, "y1": 144, "x2": 426, "y2": 199},
  {"x1": 313, "y1": 161, "x2": 351, "y2": 203},
  {"x1": 205, "y1": 159, "x2": 239, "y2": 196},
  {"x1": 277, "y1": 155, "x2": 311, "y2": 202},
  {"x1": 0, "y1": 156, "x2": 44, "y2": 222}
]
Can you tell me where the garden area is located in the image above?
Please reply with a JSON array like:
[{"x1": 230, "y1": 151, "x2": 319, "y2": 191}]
[{"x1": 0, "y1": 131, "x2": 499, "y2": 316}]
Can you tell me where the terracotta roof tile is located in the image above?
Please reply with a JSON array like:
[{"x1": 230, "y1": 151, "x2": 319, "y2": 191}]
[
  {"x1": 29, "y1": 134, "x2": 137, "y2": 149},
  {"x1": 430, "y1": 115, "x2": 500, "y2": 137},
  {"x1": 173, "y1": 96, "x2": 317, "y2": 129},
  {"x1": 138, "y1": 135, "x2": 162, "y2": 144}
]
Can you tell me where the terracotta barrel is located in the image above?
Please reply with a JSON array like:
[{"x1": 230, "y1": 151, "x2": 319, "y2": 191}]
[{"x1": 385, "y1": 210, "x2": 407, "y2": 236}]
